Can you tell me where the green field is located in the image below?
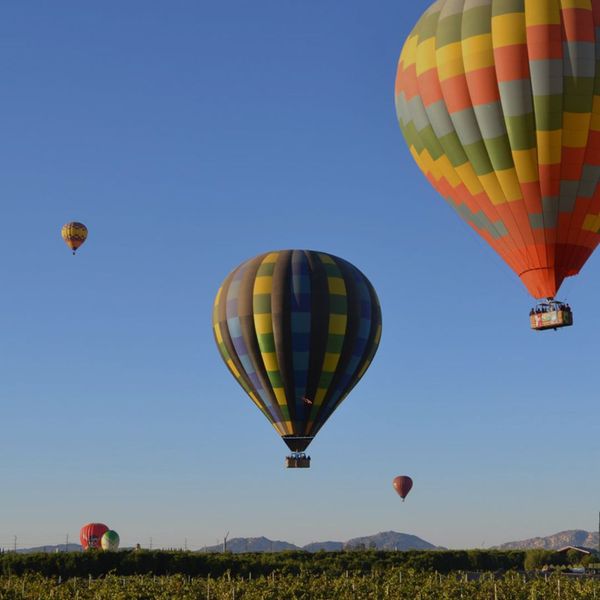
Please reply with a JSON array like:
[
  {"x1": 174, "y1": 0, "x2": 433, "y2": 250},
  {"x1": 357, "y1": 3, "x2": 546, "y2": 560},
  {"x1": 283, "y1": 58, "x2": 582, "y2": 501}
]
[
  {"x1": 1, "y1": 570, "x2": 599, "y2": 599},
  {"x1": 1, "y1": 550, "x2": 599, "y2": 599}
]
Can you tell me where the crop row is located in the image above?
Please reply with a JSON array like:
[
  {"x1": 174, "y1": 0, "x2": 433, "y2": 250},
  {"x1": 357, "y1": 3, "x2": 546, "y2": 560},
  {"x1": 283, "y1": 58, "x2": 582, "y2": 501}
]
[{"x1": 0, "y1": 570, "x2": 599, "y2": 599}]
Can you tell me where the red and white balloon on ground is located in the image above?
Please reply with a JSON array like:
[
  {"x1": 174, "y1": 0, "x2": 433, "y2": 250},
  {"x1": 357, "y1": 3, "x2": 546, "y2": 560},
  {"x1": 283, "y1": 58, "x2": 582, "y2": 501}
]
[{"x1": 79, "y1": 523, "x2": 109, "y2": 550}]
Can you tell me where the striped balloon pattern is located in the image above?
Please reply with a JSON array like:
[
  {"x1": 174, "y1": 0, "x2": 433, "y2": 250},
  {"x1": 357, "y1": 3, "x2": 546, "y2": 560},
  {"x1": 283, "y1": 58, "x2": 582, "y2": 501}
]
[
  {"x1": 61, "y1": 221, "x2": 88, "y2": 254},
  {"x1": 212, "y1": 250, "x2": 382, "y2": 452},
  {"x1": 395, "y1": 0, "x2": 600, "y2": 299}
]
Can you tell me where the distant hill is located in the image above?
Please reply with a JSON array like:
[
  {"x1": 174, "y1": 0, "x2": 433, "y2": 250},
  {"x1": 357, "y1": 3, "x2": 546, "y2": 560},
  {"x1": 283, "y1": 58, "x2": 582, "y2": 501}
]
[
  {"x1": 303, "y1": 541, "x2": 344, "y2": 552},
  {"x1": 15, "y1": 544, "x2": 82, "y2": 554},
  {"x1": 344, "y1": 531, "x2": 441, "y2": 551},
  {"x1": 200, "y1": 531, "x2": 440, "y2": 553},
  {"x1": 203, "y1": 537, "x2": 300, "y2": 553},
  {"x1": 495, "y1": 530, "x2": 599, "y2": 551}
]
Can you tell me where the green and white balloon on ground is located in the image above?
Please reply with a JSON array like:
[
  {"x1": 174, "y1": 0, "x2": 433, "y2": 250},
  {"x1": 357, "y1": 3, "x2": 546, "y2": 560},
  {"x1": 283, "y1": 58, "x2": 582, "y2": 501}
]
[{"x1": 100, "y1": 530, "x2": 120, "y2": 551}]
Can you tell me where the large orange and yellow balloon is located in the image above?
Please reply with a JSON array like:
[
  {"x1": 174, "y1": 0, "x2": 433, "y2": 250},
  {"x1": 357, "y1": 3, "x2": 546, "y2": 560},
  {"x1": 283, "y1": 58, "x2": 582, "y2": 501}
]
[
  {"x1": 395, "y1": 0, "x2": 600, "y2": 300},
  {"x1": 61, "y1": 222, "x2": 88, "y2": 255}
]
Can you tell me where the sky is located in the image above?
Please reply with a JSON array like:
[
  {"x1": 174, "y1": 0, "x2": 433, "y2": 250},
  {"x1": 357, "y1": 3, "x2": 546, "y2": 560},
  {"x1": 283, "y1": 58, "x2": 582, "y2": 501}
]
[{"x1": 0, "y1": 0, "x2": 598, "y2": 552}]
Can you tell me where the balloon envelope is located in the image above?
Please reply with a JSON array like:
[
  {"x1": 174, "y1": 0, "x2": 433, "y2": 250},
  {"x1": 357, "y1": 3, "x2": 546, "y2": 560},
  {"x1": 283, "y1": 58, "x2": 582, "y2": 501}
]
[
  {"x1": 395, "y1": 0, "x2": 600, "y2": 299},
  {"x1": 213, "y1": 250, "x2": 382, "y2": 452},
  {"x1": 101, "y1": 530, "x2": 120, "y2": 551},
  {"x1": 61, "y1": 222, "x2": 88, "y2": 254},
  {"x1": 80, "y1": 523, "x2": 108, "y2": 550},
  {"x1": 392, "y1": 476, "x2": 413, "y2": 500}
]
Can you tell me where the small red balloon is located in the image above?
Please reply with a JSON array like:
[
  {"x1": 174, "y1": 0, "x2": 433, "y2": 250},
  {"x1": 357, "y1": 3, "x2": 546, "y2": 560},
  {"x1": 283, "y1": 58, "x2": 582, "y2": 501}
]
[
  {"x1": 392, "y1": 476, "x2": 413, "y2": 501},
  {"x1": 80, "y1": 523, "x2": 109, "y2": 550}
]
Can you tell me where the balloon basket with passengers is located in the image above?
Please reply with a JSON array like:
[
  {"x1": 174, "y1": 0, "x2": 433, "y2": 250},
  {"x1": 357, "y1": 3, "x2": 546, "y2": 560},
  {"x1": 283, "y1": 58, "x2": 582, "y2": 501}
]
[
  {"x1": 285, "y1": 453, "x2": 311, "y2": 468},
  {"x1": 529, "y1": 300, "x2": 573, "y2": 331},
  {"x1": 212, "y1": 250, "x2": 382, "y2": 467},
  {"x1": 283, "y1": 436, "x2": 313, "y2": 468}
]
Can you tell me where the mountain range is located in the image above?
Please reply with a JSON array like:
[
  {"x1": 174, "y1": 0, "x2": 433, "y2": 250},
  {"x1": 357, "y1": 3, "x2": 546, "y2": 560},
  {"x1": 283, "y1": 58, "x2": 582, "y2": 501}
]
[
  {"x1": 201, "y1": 529, "x2": 600, "y2": 553},
  {"x1": 10, "y1": 529, "x2": 599, "y2": 554},
  {"x1": 494, "y1": 530, "x2": 599, "y2": 551},
  {"x1": 202, "y1": 531, "x2": 441, "y2": 553}
]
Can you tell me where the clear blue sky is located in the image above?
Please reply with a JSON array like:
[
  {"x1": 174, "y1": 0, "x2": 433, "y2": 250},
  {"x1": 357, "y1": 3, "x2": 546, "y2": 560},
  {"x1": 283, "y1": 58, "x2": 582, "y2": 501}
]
[{"x1": 0, "y1": 0, "x2": 598, "y2": 551}]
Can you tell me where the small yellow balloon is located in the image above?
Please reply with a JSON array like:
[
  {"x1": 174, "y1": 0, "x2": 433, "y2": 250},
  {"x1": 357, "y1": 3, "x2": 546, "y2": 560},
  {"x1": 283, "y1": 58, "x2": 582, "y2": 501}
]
[{"x1": 61, "y1": 222, "x2": 88, "y2": 255}]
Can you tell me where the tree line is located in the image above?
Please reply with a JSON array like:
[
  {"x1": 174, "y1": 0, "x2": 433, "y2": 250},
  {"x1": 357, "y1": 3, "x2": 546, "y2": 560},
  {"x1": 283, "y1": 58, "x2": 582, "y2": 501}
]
[{"x1": 0, "y1": 548, "x2": 595, "y2": 578}]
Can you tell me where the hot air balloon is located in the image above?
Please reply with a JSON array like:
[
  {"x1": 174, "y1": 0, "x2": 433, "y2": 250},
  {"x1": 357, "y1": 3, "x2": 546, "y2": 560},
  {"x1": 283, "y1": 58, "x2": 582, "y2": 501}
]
[
  {"x1": 61, "y1": 222, "x2": 88, "y2": 255},
  {"x1": 392, "y1": 476, "x2": 413, "y2": 501},
  {"x1": 213, "y1": 250, "x2": 382, "y2": 468},
  {"x1": 101, "y1": 530, "x2": 120, "y2": 551},
  {"x1": 80, "y1": 523, "x2": 108, "y2": 550},
  {"x1": 395, "y1": 0, "x2": 600, "y2": 329}
]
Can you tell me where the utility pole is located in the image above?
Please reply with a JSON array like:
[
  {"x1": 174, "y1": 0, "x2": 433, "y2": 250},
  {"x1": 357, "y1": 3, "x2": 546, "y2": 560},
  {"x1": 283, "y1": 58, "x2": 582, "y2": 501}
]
[
  {"x1": 149, "y1": 537, "x2": 153, "y2": 550},
  {"x1": 223, "y1": 531, "x2": 229, "y2": 553},
  {"x1": 13, "y1": 536, "x2": 17, "y2": 553},
  {"x1": 184, "y1": 538, "x2": 188, "y2": 551},
  {"x1": 65, "y1": 534, "x2": 69, "y2": 552}
]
